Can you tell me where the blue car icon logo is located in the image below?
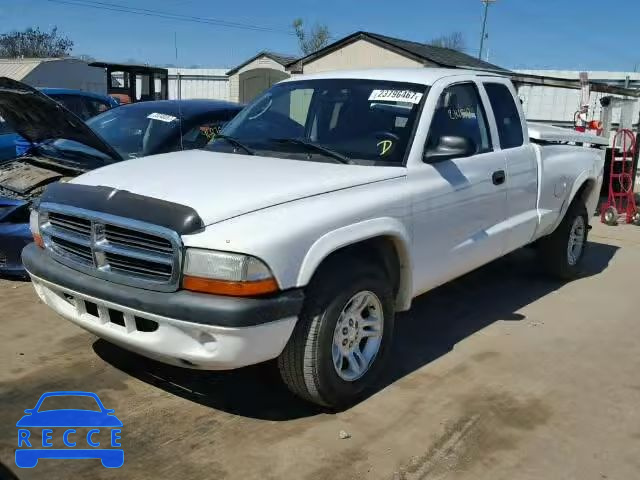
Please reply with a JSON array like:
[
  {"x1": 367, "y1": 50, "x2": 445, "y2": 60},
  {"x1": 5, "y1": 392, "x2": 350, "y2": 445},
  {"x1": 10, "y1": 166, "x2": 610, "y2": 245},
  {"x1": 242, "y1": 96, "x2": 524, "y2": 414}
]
[{"x1": 15, "y1": 391, "x2": 123, "y2": 468}]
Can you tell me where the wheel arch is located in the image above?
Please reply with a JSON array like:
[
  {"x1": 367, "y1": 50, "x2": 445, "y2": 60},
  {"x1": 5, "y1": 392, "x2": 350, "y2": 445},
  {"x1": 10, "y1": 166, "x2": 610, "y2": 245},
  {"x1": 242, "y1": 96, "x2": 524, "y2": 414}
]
[
  {"x1": 296, "y1": 218, "x2": 413, "y2": 311},
  {"x1": 550, "y1": 174, "x2": 598, "y2": 234}
]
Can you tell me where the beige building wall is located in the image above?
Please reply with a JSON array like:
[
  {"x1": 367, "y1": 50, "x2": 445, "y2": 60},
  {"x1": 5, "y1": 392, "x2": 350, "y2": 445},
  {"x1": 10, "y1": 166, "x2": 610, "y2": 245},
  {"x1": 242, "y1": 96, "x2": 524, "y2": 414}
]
[
  {"x1": 229, "y1": 56, "x2": 286, "y2": 102},
  {"x1": 301, "y1": 39, "x2": 425, "y2": 74}
]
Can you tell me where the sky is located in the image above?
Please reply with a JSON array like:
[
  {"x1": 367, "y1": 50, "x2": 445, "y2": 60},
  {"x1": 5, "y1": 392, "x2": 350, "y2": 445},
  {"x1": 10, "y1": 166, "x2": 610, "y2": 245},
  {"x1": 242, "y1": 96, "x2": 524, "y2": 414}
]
[{"x1": 1, "y1": 0, "x2": 639, "y2": 72}]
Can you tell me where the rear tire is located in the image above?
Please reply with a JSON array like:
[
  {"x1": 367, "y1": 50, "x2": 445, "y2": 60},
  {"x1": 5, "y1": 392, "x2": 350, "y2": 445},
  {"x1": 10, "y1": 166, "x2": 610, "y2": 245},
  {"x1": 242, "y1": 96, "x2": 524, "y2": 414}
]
[
  {"x1": 539, "y1": 201, "x2": 589, "y2": 280},
  {"x1": 278, "y1": 259, "x2": 395, "y2": 408},
  {"x1": 603, "y1": 206, "x2": 618, "y2": 226}
]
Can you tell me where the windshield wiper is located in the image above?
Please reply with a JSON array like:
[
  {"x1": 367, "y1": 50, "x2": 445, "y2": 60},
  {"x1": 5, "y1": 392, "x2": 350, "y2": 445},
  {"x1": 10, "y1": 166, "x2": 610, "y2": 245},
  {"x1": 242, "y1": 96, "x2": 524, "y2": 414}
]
[
  {"x1": 214, "y1": 134, "x2": 254, "y2": 155},
  {"x1": 268, "y1": 138, "x2": 351, "y2": 165}
]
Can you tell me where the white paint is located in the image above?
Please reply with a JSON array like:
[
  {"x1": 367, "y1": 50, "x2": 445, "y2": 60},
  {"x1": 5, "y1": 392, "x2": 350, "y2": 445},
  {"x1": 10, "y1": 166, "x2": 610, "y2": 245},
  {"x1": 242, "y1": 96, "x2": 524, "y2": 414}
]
[
  {"x1": 73, "y1": 150, "x2": 405, "y2": 227},
  {"x1": 33, "y1": 69, "x2": 606, "y2": 371},
  {"x1": 528, "y1": 122, "x2": 609, "y2": 145},
  {"x1": 30, "y1": 274, "x2": 297, "y2": 370}
]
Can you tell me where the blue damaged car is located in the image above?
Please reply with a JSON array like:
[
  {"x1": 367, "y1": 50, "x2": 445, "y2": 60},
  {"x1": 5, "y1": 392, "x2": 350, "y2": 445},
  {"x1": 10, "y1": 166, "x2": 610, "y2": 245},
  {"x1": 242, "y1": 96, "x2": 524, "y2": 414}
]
[
  {"x1": 0, "y1": 87, "x2": 118, "y2": 162},
  {"x1": 0, "y1": 77, "x2": 241, "y2": 276},
  {"x1": 15, "y1": 391, "x2": 123, "y2": 468}
]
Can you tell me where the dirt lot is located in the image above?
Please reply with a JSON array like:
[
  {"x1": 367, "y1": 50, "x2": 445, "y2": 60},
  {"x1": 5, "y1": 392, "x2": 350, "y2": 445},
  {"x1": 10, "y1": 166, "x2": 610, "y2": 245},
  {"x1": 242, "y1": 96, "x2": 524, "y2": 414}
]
[{"x1": 1, "y1": 221, "x2": 640, "y2": 480}]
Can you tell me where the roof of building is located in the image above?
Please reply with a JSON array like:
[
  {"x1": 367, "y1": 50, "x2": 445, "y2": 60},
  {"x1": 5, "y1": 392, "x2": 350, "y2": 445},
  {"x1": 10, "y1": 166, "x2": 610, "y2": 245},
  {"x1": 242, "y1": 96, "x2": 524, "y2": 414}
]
[
  {"x1": 166, "y1": 67, "x2": 228, "y2": 77},
  {"x1": 279, "y1": 67, "x2": 506, "y2": 86},
  {"x1": 287, "y1": 31, "x2": 508, "y2": 72},
  {"x1": 226, "y1": 51, "x2": 297, "y2": 76},
  {"x1": 89, "y1": 62, "x2": 168, "y2": 74},
  {"x1": 0, "y1": 58, "x2": 59, "y2": 81}
]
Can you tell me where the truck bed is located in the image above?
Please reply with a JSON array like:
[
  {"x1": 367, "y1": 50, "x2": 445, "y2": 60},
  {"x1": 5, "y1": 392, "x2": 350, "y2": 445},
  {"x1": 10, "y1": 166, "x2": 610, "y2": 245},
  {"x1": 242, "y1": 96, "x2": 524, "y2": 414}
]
[{"x1": 527, "y1": 122, "x2": 609, "y2": 146}]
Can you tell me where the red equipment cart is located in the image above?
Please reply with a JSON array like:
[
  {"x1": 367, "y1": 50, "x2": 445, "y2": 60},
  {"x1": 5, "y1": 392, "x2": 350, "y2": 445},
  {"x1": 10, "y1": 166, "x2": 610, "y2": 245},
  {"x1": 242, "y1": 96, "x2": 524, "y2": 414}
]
[{"x1": 601, "y1": 129, "x2": 640, "y2": 225}]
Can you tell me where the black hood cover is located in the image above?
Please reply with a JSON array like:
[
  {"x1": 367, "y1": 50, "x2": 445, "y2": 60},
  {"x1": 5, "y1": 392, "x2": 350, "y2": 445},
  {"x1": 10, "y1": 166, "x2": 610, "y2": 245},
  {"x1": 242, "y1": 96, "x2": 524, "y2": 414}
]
[{"x1": 0, "y1": 77, "x2": 121, "y2": 161}]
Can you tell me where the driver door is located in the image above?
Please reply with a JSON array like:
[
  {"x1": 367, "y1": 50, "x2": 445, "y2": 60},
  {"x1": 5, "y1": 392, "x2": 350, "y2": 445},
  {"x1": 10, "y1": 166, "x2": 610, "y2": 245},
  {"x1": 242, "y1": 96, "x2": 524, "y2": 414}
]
[{"x1": 410, "y1": 81, "x2": 508, "y2": 295}]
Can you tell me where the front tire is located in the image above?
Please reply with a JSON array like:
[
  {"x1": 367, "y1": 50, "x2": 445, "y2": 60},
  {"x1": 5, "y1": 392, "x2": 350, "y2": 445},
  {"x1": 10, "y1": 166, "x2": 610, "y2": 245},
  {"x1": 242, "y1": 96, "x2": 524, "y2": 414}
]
[
  {"x1": 539, "y1": 201, "x2": 589, "y2": 280},
  {"x1": 278, "y1": 259, "x2": 395, "y2": 408}
]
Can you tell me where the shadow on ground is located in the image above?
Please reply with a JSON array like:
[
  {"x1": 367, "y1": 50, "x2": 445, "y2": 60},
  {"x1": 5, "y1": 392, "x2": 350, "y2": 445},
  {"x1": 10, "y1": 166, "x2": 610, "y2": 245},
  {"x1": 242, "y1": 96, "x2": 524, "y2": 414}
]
[
  {"x1": 94, "y1": 241, "x2": 619, "y2": 421},
  {"x1": 0, "y1": 461, "x2": 21, "y2": 480}
]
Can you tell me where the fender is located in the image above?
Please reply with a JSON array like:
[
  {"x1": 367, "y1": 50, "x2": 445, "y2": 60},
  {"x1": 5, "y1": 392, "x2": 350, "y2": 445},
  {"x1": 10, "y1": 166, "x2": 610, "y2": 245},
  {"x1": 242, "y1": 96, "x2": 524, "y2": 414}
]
[
  {"x1": 550, "y1": 170, "x2": 598, "y2": 234},
  {"x1": 297, "y1": 217, "x2": 414, "y2": 311}
]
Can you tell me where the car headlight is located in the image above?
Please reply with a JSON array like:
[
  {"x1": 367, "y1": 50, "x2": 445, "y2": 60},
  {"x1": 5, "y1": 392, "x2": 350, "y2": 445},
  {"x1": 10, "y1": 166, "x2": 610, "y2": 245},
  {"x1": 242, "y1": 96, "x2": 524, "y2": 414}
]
[
  {"x1": 29, "y1": 209, "x2": 44, "y2": 248},
  {"x1": 182, "y1": 248, "x2": 278, "y2": 296}
]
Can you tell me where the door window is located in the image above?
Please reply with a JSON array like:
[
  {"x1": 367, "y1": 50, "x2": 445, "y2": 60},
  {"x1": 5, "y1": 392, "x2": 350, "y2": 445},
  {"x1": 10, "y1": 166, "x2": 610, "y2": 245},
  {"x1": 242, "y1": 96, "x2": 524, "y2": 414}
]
[
  {"x1": 425, "y1": 83, "x2": 492, "y2": 157},
  {"x1": 50, "y1": 94, "x2": 87, "y2": 119},
  {"x1": 484, "y1": 83, "x2": 524, "y2": 149},
  {"x1": 83, "y1": 98, "x2": 112, "y2": 118}
]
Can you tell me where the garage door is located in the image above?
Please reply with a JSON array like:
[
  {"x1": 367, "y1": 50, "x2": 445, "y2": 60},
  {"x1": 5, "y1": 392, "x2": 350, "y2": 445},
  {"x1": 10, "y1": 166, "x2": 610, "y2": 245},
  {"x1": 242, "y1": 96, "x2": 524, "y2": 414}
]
[{"x1": 239, "y1": 68, "x2": 289, "y2": 103}]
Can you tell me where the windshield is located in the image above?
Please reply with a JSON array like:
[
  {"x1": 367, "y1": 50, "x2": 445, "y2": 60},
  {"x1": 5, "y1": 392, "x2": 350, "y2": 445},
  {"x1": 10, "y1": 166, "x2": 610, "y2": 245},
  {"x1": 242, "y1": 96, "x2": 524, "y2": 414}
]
[
  {"x1": 37, "y1": 395, "x2": 101, "y2": 412},
  {"x1": 206, "y1": 79, "x2": 427, "y2": 165},
  {"x1": 84, "y1": 106, "x2": 181, "y2": 159}
]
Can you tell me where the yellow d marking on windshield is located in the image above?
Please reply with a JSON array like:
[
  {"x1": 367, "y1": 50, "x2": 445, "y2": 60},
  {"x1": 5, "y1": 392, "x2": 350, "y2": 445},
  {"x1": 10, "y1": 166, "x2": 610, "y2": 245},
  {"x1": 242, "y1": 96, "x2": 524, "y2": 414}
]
[{"x1": 377, "y1": 140, "x2": 393, "y2": 156}]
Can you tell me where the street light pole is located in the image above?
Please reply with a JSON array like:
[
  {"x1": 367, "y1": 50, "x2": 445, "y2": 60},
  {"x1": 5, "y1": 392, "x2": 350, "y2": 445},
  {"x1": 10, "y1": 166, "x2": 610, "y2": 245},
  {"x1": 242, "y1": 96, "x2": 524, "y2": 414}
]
[{"x1": 478, "y1": 0, "x2": 496, "y2": 60}]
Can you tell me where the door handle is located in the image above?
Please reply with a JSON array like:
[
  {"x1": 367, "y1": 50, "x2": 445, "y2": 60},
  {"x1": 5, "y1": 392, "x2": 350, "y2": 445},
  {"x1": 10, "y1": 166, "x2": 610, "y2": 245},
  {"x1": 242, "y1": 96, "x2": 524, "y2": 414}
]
[{"x1": 492, "y1": 170, "x2": 506, "y2": 185}]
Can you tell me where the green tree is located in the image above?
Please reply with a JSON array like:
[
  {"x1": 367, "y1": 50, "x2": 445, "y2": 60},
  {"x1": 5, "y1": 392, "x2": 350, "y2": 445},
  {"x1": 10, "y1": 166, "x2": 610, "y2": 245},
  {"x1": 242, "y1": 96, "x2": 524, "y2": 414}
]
[
  {"x1": 0, "y1": 27, "x2": 73, "y2": 58},
  {"x1": 293, "y1": 18, "x2": 330, "y2": 56}
]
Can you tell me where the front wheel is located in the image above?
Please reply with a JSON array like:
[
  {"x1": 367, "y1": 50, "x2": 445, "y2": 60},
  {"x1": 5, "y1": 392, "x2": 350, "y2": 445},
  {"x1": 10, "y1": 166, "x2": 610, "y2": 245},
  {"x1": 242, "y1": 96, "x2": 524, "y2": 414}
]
[
  {"x1": 539, "y1": 201, "x2": 589, "y2": 280},
  {"x1": 278, "y1": 260, "x2": 395, "y2": 408}
]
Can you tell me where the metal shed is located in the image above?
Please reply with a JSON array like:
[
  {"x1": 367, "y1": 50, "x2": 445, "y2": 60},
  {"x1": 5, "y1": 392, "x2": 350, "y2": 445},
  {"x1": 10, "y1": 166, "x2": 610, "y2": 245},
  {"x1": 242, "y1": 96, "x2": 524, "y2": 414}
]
[
  {"x1": 167, "y1": 68, "x2": 230, "y2": 101},
  {"x1": 0, "y1": 58, "x2": 106, "y2": 93}
]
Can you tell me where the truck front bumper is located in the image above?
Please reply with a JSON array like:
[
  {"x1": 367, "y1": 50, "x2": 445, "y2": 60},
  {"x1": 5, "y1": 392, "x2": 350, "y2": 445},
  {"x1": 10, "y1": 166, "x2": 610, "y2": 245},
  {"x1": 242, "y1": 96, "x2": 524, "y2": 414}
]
[{"x1": 23, "y1": 244, "x2": 304, "y2": 370}]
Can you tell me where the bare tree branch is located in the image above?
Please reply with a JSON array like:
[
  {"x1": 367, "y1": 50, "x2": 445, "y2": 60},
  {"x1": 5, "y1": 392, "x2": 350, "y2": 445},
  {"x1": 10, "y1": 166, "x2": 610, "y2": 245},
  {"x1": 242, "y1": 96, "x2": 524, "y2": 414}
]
[
  {"x1": 428, "y1": 32, "x2": 466, "y2": 52},
  {"x1": 293, "y1": 18, "x2": 330, "y2": 56},
  {"x1": 0, "y1": 27, "x2": 73, "y2": 58}
]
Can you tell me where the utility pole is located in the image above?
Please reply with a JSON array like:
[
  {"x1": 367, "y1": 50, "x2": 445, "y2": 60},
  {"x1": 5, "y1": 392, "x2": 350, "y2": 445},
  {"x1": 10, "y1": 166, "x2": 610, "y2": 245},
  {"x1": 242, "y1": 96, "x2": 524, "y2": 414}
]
[{"x1": 479, "y1": 0, "x2": 496, "y2": 60}]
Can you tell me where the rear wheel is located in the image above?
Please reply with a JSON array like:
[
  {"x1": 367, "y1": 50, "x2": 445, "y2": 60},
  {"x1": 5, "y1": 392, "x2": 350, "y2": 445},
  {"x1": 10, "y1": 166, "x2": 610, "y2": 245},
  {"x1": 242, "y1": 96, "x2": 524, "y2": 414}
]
[
  {"x1": 603, "y1": 206, "x2": 618, "y2": 226},
  {"x1": 278, "y1": 259, "x2": 395, "y2": 408},
  {"x1": 539, "y1": 201, "x2": 589, "y2": 280}
]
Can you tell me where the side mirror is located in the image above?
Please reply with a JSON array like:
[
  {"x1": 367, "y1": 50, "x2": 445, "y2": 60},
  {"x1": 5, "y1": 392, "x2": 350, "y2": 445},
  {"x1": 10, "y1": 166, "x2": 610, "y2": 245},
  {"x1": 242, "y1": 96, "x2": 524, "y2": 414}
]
[
  {"x1": 24, "y1": 409, "x2": 33, "y2": 414},
  {"x1": 424, "y1": 135, "x2": 476, "y2": 163}
]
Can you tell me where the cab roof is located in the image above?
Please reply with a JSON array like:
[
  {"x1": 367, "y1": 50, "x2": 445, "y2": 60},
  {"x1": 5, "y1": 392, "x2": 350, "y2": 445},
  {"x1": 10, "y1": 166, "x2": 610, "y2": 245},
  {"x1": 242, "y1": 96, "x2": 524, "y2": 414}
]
[{"x1": 282, "y1": 68, "x2": 507, "y2": 86}]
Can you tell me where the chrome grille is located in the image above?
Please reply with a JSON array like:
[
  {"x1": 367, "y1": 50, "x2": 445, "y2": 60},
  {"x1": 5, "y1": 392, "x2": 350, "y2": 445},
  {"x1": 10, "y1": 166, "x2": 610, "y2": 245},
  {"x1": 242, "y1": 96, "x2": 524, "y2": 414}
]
[
  {"x1": 104, "y1": 251, "x2": 173, "y2": 281},
  {"x1": 40, "y1": 204, "x2": 182, "y2": 292},
  {"x1": 49, "y1": 212, "x2": 92, "y2": 237},
  {"x1": 50, "y1": 236, "x2": 93, "y2": 263},
  {"x1": 104, "y1": 224, "x2": 173, "y2": 254}
]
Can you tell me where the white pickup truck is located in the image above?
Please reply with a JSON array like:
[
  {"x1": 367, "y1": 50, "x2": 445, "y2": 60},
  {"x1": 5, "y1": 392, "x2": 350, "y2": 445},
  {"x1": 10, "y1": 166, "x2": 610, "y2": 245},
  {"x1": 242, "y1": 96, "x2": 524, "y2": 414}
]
[{"x1": 24, "y1": 69, "x2": 607, "y2": 407}]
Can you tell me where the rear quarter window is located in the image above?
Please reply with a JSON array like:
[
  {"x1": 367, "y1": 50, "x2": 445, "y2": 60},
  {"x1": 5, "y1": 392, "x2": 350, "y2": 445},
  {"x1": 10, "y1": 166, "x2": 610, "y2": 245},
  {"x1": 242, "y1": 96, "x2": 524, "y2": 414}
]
[{"x1": 484, "y1": 83, "x2": 524, "y2": 149}]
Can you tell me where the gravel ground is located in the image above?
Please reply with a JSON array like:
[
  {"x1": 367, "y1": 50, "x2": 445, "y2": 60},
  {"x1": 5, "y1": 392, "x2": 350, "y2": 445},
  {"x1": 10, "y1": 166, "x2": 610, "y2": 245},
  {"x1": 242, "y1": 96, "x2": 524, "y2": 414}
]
[{"x1": 1, "y1": 221, "x2": 639, "y2": 480}]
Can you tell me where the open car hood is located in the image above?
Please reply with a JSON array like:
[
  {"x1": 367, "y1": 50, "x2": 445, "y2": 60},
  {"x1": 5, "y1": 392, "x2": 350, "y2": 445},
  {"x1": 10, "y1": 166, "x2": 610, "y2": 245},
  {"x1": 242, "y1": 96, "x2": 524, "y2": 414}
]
[{"x1": 0, "y1": 77, "x2": 121, "y2": 162}]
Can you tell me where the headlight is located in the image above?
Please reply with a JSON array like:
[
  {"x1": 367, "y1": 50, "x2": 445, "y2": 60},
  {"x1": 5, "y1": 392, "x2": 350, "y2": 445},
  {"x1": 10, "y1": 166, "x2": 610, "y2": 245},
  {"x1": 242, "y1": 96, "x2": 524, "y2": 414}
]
[
  {"x1": 182, "y1": 248, "x2": 278, "y2": 296},
  {"x1": 29, "y1": 209, "x2": 44, "y2": 248}
]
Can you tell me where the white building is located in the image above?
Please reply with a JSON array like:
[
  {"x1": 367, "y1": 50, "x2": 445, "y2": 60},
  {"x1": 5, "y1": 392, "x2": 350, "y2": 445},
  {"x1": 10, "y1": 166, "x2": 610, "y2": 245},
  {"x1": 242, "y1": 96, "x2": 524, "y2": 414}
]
[
  {"x1": 167, "y1": 68, "x2": 230, "y2": 101},
  {"x1": 515, "y1": 70, "x2": 640, "y2": 130}
]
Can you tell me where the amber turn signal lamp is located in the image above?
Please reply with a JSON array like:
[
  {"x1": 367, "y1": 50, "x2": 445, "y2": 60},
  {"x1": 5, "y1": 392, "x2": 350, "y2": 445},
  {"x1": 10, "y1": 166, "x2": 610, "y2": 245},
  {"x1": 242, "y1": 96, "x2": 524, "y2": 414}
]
[
  {"x1": 33, "y1": 233, "x2": 44, "y2": 248},
  {"x1": 182, "y1": 275, "x2": 279, "y2": 296}
]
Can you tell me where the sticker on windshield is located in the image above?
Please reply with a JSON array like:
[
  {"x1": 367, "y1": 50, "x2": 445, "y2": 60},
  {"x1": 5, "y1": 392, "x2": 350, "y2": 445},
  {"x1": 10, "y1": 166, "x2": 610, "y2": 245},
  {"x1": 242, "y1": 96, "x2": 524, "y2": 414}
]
[
  {"x1": 147, "y1": 112, "x2": 177, "y2": 123},
  {"x1": 368, "y1": 89, "x2": 423, "y2": 104}
]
